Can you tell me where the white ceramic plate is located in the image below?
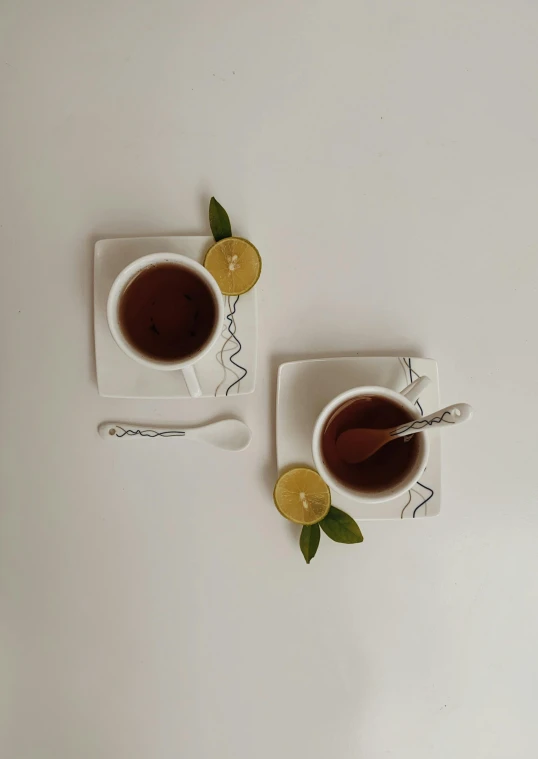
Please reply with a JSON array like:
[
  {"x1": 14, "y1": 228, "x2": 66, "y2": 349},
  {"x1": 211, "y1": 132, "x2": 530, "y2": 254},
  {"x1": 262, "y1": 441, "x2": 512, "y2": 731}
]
[
  {"x1": 276, "y1": 357, "x2": 441, "y2": 520},
  {"x1": 94, "y1": 236, "x2": 257, "y2": 398}
]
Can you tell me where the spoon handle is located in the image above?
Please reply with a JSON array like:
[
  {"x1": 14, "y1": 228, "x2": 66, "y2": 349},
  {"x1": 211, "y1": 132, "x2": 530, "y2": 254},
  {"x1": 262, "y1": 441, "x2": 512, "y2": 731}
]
[
  {"x1": 98, "y1": 423, "x2": 187, "y2": 440},
  {"x1": 98, "y1": 419, "x2": 252, "y2": 452},
  {"x1": 390, "y1": 403, "x2": 473, "y2": 439}
]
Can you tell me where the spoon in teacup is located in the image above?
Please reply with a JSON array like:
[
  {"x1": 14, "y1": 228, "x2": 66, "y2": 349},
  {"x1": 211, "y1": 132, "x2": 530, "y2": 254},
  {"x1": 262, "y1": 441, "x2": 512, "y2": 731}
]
[{"x1": 336, "y1": 403, "x2": 473, "y2": 465}]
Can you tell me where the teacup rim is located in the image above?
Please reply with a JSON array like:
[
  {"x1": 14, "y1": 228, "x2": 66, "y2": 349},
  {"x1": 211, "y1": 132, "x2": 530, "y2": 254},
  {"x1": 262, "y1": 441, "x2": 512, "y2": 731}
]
[
  {"x1": 312, "y1": 385, "x2": 430, "y2": 504},
  {"x1": 106, "y1": 251, "x2": 224, "y2": 372}
]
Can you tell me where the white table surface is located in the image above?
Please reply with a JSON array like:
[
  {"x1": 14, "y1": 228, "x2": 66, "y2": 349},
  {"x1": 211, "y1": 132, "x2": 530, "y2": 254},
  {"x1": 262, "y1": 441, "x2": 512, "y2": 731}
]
[{"x1": 1, "y1": 2, "x2": 537, "y2": 758}]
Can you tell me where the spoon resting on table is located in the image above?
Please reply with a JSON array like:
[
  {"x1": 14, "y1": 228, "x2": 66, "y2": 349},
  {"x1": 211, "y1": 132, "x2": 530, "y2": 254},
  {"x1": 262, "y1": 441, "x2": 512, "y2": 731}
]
[
  {"x1": 98, "y1": 418, "x2": 252, "y2": 452},
  {"x1": 336, "y1": 403, "x2": 473, "y2": 465}
]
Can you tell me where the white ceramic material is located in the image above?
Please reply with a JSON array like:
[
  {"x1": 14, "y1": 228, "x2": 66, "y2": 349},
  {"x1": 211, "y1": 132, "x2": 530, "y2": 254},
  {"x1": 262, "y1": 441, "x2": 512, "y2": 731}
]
[
  {"x1": 276, "y1": 357, "x2": 442, "y2": 520},
  {"x1": 336, "y1": 401, "x2": 473, "y2": 464},
  {"x1": 98, "y1": 419, "x2": 252, "y2": 452},
  {"x1": 107, "y1": 252, "x2": 224, "y2": 397},
  {"x1": 94, "y1": 237, "x2": 258, "y2": 398},
  {"x1": 388, "y1": 402, "x2": 473, "y2": 439},
  {"x1": 313, "y1": 379, "x2": 431, "y2": 504}
]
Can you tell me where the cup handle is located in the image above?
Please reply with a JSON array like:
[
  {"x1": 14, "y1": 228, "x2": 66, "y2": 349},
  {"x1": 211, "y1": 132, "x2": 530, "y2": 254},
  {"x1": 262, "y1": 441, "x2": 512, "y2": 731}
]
[
  {"x1": 400, "y1": 375, "x2": 431, "y2": 405},
  {"x1": 182, "y1": 365, "x2": 202, "y2": 398}
]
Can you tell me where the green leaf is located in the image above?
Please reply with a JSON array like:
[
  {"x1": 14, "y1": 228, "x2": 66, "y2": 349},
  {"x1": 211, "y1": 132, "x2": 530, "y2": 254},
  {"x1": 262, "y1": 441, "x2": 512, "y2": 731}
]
[
  {"x1": 300, "y1": 524, "x2": 320, "y2": 564},
  {"x1": 320, "y1": 507, "x2": 364, "y2": 544},
  {"x1": 209, "y1": 197, "x2": 232, "y2": 241}
]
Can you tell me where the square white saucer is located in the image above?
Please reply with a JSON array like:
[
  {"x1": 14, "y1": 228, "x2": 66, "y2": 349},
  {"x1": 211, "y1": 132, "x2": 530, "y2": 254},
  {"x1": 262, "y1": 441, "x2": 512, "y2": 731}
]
[
  {"x1": 94, "y1": 236, "x2": 257, "y2": 398},
  {"x1": 276, "y1": 357, "x2": 441, "y2": 520}
]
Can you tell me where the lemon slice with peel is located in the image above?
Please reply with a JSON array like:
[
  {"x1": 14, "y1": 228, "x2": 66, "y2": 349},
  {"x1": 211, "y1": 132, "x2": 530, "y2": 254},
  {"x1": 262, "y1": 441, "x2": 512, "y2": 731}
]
[
  {"x1": 204, "y1": 237, "x2": 261, "y2": 296},
  {"x1": 273, "y1": 468, "x2": 331, "y2": 526}
]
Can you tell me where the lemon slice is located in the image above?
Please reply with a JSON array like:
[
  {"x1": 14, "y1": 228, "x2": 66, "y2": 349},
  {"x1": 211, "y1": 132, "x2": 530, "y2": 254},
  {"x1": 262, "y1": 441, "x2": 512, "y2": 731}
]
[
  {"x1": 204, "y1": 237, "x2": 261, "y2": 296},
  {"x1": 273, "y1": 468, "x2": 331, "y2": 526}
]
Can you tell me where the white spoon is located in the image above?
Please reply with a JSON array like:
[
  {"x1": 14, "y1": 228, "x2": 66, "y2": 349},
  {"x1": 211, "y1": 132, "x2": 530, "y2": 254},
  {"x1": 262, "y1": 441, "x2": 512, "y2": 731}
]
[
  {"x1": 98, "y1": 419, "x2": 252, "y2": 452},
  {"x1": 336, "y1": 403, "x2": 473, "y2": 464}
]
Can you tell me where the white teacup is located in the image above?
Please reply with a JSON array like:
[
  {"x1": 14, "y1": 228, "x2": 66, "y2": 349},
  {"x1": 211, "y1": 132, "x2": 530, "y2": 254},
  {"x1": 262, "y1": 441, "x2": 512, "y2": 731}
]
[
  {"x1": 312, "y1": 376, "x2": 431, "y2": 503},
  {"x1": 107, "y1": 252, "x2": 224, "y2": 397}
]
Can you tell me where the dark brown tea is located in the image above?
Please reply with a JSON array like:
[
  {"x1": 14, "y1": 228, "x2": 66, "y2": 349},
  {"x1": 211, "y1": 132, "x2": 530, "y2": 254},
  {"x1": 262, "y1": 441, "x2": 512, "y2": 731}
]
[
  {"x1": 321, "y1": 396, "x2": 419, "y2": 492},
  {"x1": 119, "y1": 263, "x2": 217, "y2": 361}
]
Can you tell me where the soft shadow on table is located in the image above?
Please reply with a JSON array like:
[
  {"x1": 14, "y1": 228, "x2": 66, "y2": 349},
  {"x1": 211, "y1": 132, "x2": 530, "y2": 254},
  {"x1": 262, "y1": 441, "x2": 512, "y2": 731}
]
[
  {"x1": 85, "y1": 227, "x2": 208, "y2": 388},
  {"x1": 84, "y1": 234, "x2": 100, "y2": 387}
]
